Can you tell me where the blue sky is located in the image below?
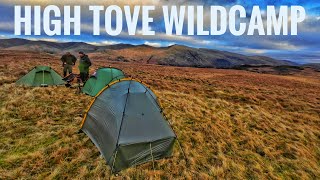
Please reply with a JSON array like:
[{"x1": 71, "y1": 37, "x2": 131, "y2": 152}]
[{"x1": 0, "y1": 0, "x2": 319, "y2": 64}]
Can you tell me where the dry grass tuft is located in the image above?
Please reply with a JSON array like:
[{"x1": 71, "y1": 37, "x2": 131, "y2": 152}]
[{"x1": 0, "y1": 50, "x2": 319, "y2": 179}]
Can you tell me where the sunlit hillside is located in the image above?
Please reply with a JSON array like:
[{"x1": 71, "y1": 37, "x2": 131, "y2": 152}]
[{"x1": 0, "y1": 51, "x2": 319, "y2": 179}]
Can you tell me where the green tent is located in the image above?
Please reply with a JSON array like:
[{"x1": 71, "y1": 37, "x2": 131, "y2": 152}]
[
  {"x1": 82, "y1": 67, "x2": 125, "y2": 96},
  {"x1": 16, "y1": 66, "x2": 65, "y2": 87},
  {"x1": 81, "y1": 79, "x2": 176, "y2": 172}
]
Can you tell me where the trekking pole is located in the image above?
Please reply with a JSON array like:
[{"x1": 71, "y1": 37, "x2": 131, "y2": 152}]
[{"x1": 78, "y1": 79, "x2": 81, "y2": 94}]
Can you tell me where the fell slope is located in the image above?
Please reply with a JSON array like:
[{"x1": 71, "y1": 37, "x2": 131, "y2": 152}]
[{"x1": 0, "y1": 38, "x2": 295, "y2": 68}]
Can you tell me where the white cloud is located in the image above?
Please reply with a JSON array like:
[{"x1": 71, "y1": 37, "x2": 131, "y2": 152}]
[
  {"x1": 244, "y1": 48, "x2": 267, "y2": 54},
  {"x1": 26, "y1": 37, "x2": 60, "y2": 42},
  {"x1": 88, "y1": 40, "x2": 119, "y2": 46},
  {"x1": 271, "y1": 42, "x2": 301, "y2": 51},
  {"x1": 201, "y1": 40, "x2": 211, "y2": 44},
  {"x1": 101, "y1": 41, "x2": 119, "y2": 45},
  {"x1": 87, "y1": 42, "x2": 101, "y2": 46},
  {"x1": 0, "y1": 22, "x2": 14, "y2": 31},
  {"x1": 144, "y1": 41, "x2": 161, "y2": 47},
  {"x1": 80, "y1": 22, "x2": 198, "y2": 44}
]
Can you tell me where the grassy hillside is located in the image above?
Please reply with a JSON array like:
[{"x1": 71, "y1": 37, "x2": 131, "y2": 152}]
[{"x1": 0, "y1": 51, "x2": 319, "y2": 179}]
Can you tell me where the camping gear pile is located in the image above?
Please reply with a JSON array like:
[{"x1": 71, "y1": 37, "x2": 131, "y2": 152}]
[
  {"x1": 16, "y1": 66, "x2": 183, "y2": 173},
  {"x1": 62, "y1": 73, "x2": 83, "y2": 93}
]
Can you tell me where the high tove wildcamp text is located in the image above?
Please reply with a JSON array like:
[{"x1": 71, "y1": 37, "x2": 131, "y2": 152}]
[{"x1": 14, "y1": 5, "x2": 306, "y2": 36}]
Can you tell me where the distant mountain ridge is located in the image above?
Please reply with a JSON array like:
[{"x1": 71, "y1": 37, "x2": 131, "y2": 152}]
[
  {"x1": 303, "y1": 63, "x2": 320, "y2": 71},
  {"x1": 0, "y1": 38, "x2": 297, "y2": 68}
]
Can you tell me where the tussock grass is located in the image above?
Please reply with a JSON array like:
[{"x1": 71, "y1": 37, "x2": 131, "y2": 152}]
[{"x1": 0, "y1": 50, "x2": 319, "y2": 179}]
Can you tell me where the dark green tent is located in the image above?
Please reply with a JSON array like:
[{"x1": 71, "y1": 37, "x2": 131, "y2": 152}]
[
  {"x1": 82, "y1": 67, "x2": 125, "y2": 96},
  {"x1": 16, "y1": 66, "x2": 65, "y2": 87},
  {"x1": 81, "y1": 79, "x2": 176, "y2": 172}
]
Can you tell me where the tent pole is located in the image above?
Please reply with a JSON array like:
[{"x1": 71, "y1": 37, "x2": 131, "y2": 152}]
[
  {"x1": 115, "y1": 80, "x2": 132, "y2": 145},
  {"x1": 110, "y1": 80, "x2": 132, "y2": 178}
]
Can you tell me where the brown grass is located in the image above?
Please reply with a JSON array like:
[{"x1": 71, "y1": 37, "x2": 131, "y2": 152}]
[{"x1": 0, "y1": 50, "x2": 319, "y2": 179}]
